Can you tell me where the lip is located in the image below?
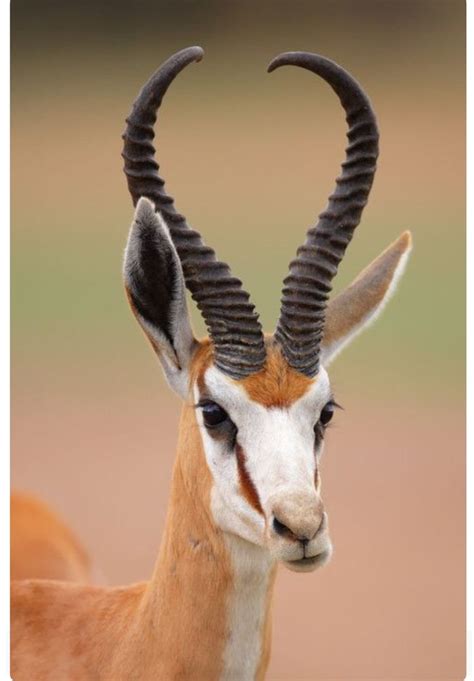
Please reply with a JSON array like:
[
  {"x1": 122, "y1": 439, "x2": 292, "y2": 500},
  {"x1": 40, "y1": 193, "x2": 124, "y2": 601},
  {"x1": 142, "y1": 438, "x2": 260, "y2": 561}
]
[{"x1": 284, "y1": 549, "x2": 331, "y2": 572}]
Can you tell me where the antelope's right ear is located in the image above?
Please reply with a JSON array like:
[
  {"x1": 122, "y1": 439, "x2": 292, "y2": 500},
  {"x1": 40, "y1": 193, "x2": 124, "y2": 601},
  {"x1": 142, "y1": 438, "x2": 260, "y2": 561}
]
[{"x1": 123, "y1": 197, "x2": 198, "y2": 398}]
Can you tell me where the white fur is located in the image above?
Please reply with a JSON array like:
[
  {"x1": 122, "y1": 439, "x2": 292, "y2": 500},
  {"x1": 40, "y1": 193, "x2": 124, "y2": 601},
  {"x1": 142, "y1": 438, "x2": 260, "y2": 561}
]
[{"x1": 220, "y1": 534, "x2": 274, "y2": 680}]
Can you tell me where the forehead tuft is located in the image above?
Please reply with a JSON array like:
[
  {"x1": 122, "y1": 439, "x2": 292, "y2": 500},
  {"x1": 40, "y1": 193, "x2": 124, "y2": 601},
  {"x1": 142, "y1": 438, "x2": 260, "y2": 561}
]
[
  {"x1": 190, "y1": 339, "x2": 317, "y2": 407},
  {"x1": 240, "y1": 343, "x2": 315, "y2": 407}
]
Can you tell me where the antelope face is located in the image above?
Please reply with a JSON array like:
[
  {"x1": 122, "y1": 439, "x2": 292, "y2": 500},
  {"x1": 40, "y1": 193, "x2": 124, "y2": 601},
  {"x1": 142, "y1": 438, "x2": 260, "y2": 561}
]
[
  {"x1": 193, "y1": 348, "x2": 334, "y2": 572},
  {"x1": 122, "y1": 49, "x2": 412, "y2": 575}
]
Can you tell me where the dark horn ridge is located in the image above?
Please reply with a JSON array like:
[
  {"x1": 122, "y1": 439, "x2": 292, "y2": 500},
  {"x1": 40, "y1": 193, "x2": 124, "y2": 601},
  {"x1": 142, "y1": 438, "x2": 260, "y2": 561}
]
[
  {"x1": 122, "y1": 47, "x2": 266, "y2": 379},
  {"x1": 269, "y1": 51, "x2": 379, "y2": 377}
]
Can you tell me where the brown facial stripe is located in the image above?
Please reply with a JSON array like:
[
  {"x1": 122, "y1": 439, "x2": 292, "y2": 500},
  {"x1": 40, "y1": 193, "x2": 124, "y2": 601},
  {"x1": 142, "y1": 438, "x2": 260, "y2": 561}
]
[
  {"x1": 235, "y1": 444, "x2": 263, "y2": 515},
  {"x1": 314, "y1": 466, "x2": 320, "y2": 490},
  {"x1": 240, "y1": 341, "x2": 315, "y2": 408}
]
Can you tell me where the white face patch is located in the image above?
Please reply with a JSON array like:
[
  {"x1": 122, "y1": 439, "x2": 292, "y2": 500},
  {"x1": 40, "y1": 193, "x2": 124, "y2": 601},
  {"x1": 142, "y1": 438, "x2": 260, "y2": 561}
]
[{"x1": 194, "y1": 364, "x2": 333, "y2": 563}]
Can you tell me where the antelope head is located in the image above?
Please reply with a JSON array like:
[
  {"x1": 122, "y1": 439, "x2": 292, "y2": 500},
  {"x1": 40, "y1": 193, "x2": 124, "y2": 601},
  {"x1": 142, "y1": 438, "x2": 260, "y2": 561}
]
[{"x1": 122, "y1": 47, "x2": 411, "y2": 572}]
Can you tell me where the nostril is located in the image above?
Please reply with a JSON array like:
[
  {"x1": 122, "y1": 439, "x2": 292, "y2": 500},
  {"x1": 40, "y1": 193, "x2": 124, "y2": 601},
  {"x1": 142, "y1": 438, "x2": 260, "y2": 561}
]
[
  {"x1": 311, "y1": 513, "x2": 326, "y2": 539},
  {"x1": 273, "y1": 516, "x2": 309, "y2": 543},
  {"x1": 272, "y1": 516, "x2": 295, "y2": 540},
  {"x1": 273, "y1": 512, "x2": 326, "y2": 543}
]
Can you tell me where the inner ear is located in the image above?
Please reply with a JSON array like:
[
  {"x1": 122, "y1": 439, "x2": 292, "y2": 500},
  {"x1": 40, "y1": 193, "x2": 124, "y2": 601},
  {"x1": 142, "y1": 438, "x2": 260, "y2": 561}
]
[
  {"x1": 321, "y1": 231, "x2": 412, "y2": 367},
  {"x1": 127, "y1": 224, "x2": 178, "y2": 350},
  {"x1": 123, "y1": 197, "x2": 198, "y2": 395}
]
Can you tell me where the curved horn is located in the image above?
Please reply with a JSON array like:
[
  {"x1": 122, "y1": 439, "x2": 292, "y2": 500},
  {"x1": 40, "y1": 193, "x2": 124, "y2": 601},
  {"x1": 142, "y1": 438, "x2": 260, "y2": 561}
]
[
  {"x1": 122, "y1": 47, "x2": 266, "y2": 379},
  {"x1": 269, "y1": 52, "x2": 379, "y2": 377}
]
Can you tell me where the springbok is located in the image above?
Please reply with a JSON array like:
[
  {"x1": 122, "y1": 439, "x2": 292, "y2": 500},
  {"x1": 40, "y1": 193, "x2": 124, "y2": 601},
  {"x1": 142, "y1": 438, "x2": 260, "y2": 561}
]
[{"x1": 11, "y1": 47, "x2": 411, "y2": 680}]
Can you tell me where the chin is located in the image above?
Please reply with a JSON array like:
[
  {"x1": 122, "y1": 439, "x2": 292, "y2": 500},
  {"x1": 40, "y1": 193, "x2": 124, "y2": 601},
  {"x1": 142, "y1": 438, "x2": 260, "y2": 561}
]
[{"x1": 283, "y1": 546, "x2": 333, "y2": 573}]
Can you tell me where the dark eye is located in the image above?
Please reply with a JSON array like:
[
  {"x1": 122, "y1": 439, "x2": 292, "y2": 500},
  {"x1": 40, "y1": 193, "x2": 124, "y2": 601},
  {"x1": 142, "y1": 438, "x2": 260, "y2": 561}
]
[
  {"x1": 201, "y1": 401, "x2": 229, "y2": 428},
  {"x1": 319, "y1": 402, "x2": 335, "y2": 427}
]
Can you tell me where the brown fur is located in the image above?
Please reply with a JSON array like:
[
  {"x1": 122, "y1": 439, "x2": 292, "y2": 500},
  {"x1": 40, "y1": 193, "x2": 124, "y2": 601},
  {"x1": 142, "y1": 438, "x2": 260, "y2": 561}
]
[
  {"x1": 241, "y1": 342, "x2": 314, "y2": 407},
  {"x1": 11, "y1": 492, "x2": 91, "y2": 583},
  {"x1": 11, "y1": 579, "x2": 145, "y2": 681},
  {"x1": 236, "y1": 444, "x2": 264, "y2": 515}
]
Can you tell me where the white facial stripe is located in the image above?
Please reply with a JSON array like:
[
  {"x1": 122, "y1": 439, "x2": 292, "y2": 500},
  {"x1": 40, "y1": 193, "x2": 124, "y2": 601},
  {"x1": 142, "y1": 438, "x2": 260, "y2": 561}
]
[
  {"x1": 240, "y1": 407, "x2": 316, "y2": 511},
  {"x1": 194, "y1": 365, "x2": 332, "y2": 547}
]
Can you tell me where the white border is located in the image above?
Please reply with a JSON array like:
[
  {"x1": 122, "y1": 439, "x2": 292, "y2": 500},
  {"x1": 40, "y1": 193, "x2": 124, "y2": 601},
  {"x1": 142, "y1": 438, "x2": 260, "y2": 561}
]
[
  {"x1": 467, "y1": 2, "x2": 472, "y2": 679},
  {"x1": 466, "y1": 0, "x2": 474, "y2": 681},
  {"x1": 0, "y1": 1, "x2": 10, "y2": 679}
]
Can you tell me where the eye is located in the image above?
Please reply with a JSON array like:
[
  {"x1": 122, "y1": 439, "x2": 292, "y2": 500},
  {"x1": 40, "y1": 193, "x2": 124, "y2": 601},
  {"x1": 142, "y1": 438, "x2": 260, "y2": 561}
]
[
  {"x1": 200, "y1": 401, "x2": 229, "y2": 428},
  {"x1": 319, "y1": 401, "x2": 335, "y2": 427}
]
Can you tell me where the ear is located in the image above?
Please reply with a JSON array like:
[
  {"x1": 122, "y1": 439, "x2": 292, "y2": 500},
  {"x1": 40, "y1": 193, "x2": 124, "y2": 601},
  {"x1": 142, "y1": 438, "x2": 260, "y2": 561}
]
[
  {"x1": 123, "y1": 197, "x2": 198, "y2": 397},
  {"x1": 321, "y1": 231, "x2": 412, "y2": 367}
]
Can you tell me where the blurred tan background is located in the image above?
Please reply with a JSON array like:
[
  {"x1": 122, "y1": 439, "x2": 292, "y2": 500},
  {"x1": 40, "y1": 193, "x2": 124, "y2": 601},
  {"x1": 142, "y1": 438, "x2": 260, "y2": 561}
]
[{"x1": 11, "y1": 1, "x2": 465, "y2": 679}]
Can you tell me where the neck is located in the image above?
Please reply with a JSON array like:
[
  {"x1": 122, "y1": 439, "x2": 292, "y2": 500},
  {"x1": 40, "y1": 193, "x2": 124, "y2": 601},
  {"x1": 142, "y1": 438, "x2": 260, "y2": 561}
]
[{"x1": 124, "y1": 404, "x2": 276, "y2": 681}]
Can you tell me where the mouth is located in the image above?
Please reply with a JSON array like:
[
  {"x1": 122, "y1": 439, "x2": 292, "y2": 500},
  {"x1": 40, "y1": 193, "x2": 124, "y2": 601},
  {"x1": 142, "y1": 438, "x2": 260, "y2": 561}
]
[{"x1": 284, "y1": 548, "x2": 332, "y2": 573}]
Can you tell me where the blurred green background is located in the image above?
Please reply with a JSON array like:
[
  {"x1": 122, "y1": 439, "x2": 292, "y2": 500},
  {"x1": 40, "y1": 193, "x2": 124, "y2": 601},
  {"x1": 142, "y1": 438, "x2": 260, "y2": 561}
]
[{"x1": 11, "y1": 1, "x2": 465, "y2": 678}]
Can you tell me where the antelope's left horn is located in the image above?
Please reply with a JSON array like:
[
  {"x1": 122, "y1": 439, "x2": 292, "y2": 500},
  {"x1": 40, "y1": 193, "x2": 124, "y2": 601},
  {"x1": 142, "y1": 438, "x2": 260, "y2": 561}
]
[{"x1": 269, "y1": 52, "x2": 379, "y2": 377}]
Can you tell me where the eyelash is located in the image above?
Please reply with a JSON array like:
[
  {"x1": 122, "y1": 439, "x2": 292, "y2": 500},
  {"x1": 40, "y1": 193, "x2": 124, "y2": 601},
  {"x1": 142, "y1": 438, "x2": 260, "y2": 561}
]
[{"x1": 194, "y1": 399, "x2": 215, "y2": 409}]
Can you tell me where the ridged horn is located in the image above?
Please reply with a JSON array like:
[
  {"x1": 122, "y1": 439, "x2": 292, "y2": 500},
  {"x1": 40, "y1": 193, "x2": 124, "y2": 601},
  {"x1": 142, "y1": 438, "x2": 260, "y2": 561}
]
[
  {"x1": 269, "y1": 52, "x2": 379, "y2": 377},
  {"x1": 122, "y1": 47, "x2": 266, "y2": 379}
]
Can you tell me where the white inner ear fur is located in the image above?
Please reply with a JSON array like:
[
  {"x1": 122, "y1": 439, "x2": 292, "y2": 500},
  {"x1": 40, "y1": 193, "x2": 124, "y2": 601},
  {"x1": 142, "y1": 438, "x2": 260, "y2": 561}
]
[
  {"x1": 123, "y1": 197, "x2": 197, "y2": 398},
  {"x1": 194, "y1": 365, "x2": 331, "y2": 545},
  {"x1": 321, "y1": 240, "x2": 412, "y2": 367}
]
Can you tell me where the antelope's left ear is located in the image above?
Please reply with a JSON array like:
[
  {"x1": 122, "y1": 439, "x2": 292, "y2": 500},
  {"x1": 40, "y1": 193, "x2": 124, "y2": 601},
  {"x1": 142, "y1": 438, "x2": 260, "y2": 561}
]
[
  {"x1": 123, "y1": 197, "x2": 198, "y2": 397},
  {"x1": 321, "y1": 231, "x2": 412, "y2": 367}
]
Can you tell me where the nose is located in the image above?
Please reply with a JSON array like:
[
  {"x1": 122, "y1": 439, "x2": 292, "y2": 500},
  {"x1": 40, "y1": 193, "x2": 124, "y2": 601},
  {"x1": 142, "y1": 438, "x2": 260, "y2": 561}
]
[
  {"x1": 271, "y1": 494, "x2": 325, "y2": 543},
  {"x1": 272, "y1": 514, "x2": 325, "y2": 542}
]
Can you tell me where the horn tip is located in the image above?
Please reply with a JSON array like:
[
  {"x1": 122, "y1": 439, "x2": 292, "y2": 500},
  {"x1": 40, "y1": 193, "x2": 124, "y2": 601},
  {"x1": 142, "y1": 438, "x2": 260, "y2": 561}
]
[
  {"x1": 174, "y1": 45, "x2": 205, "y2": 65},
  {"x1": 267, "y1": 52, "x2": 293, "y2": 73},
  {"x1": 189, "y1": 45, "x2": 205, "y2": 62},
  {"x1": 267, "y1": 51, "x2": 320, "y2": 73}
]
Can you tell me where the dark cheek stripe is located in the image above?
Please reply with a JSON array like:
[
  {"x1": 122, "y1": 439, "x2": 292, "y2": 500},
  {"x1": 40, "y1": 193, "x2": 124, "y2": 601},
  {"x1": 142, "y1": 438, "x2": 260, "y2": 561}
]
[{"x1": 235, "y1": 444, "x2": 264, "y2": 515}]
